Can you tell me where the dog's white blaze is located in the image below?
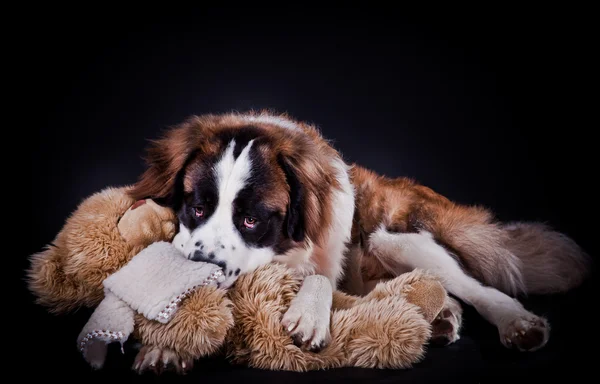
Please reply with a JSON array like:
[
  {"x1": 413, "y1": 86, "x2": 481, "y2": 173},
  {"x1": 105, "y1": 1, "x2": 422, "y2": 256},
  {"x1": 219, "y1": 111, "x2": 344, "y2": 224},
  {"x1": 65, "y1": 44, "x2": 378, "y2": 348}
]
[
  {"x1": 214, "y1": 139, "x2": 254, "y2": 217},
  {"x1": 183, "y1": 138, "x2": 276, "y2": 288},
  {"x1": 199, "y1": 138, "x2": 254, "y2": 245}
]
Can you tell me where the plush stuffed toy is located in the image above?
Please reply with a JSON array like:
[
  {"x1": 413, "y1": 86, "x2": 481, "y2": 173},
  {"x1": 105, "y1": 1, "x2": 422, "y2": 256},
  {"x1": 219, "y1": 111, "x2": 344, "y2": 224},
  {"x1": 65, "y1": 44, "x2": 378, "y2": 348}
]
[
  {"x1": 27, "y1": 186, "x2": 450, "y2": 373},
  {"x1": 75, "y1": 240, "x2": 225, "y2": 369}
]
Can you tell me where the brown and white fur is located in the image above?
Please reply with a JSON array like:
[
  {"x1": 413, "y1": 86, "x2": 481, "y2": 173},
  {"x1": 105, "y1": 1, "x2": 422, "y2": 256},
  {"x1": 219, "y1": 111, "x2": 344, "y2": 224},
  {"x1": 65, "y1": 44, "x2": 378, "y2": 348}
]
[{"x1": 128, "y1": 111, "x2": 591, "y2": 371}]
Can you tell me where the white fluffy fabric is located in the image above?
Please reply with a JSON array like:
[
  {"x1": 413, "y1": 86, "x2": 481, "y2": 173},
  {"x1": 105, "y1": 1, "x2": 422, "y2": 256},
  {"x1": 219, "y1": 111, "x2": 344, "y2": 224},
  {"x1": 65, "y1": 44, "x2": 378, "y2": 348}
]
[{"x1": 77, "y1": 241, "x2": 224, "y2": 369}]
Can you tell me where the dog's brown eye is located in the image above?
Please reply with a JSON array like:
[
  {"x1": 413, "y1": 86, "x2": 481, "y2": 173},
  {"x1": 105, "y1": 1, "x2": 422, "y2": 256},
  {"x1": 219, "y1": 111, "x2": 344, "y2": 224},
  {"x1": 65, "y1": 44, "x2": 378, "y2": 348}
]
[
  {"x1": 243, "y1": 217, "x2": 257, "y2": 228},
  {"x1": 194, "y1": 207, "x2": 204, "y2": 218}
]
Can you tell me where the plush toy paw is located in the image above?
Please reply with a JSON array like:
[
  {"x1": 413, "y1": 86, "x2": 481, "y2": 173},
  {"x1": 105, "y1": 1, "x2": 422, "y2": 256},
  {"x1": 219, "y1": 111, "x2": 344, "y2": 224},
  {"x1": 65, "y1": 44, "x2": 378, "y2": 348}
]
[
  {"x1": 133, "y1": 345, "x2": 193, "y2": 375},
  {"x1": 118, "y1": 199, "x2": 177, "y2": 246}
]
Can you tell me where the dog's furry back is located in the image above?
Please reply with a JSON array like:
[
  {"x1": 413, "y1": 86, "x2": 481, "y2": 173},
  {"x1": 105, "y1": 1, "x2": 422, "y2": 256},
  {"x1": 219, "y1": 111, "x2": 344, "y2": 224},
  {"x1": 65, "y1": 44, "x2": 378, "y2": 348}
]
[{"x1": 350, "y1": 165, "x2": 591, "y2": 298}]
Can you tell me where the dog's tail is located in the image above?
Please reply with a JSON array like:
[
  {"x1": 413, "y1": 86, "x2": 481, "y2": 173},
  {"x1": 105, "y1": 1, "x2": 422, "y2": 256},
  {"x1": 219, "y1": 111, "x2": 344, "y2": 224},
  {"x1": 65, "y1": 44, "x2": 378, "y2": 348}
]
[
  {"x1": 425, "y1": 205, "x2": 591, "y2": 297},
  {"x1": 500, "y1": 222, "x2": 591, "y2": 295}
]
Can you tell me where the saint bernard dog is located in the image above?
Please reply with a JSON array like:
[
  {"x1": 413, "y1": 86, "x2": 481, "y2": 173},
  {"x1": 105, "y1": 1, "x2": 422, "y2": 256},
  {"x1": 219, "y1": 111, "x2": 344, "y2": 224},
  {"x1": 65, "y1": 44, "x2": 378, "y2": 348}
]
[{"x1": 128, "y1": 111, "x2": 590, "y2": 372}]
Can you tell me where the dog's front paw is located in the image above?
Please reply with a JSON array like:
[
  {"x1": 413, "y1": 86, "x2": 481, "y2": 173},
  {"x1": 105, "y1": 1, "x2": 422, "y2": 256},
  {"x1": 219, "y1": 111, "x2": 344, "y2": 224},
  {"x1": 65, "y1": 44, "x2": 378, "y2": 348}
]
[
  {"x1": 501, "y1": 315, "x2": 550, "y2": 352},
  {"x1": 281, "y1": 300, "x2": 331, "y2": 352},
  {"x1": 133, "y1": 345, "x2": 193, "y2": 375}
]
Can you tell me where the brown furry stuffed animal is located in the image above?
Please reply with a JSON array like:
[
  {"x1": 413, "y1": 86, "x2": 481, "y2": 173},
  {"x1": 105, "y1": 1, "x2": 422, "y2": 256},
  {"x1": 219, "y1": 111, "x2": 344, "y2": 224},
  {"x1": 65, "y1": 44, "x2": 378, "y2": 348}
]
[{"x1": 27, "y1": 186, "x2": 449, "y2": 373}]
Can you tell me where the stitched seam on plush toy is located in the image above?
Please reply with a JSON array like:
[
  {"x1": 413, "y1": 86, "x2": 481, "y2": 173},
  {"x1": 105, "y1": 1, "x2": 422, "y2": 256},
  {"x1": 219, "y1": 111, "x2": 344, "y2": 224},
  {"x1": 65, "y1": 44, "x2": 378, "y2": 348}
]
[
  {"x1": 79, "y1": 330, "x2": 125, "y2": 352},
  {"x1": 157, "y1": 269, "x2": 224, "y2": 321}
]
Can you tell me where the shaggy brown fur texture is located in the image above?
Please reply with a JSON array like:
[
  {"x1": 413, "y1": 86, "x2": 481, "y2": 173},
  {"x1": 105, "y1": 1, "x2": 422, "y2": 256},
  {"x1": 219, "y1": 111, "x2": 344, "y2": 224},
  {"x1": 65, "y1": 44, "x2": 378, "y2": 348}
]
[
  {"x1": 27, "y1": 187, "x2": 176, "y2": 313},
  {"x1": 133, "y1": 286, "x2": 234, "y2": 361},
  {"x1": 227, "y1": 264, "x2": 445, "y2": 371},
  {"x1": 26, "y1": 186, "x2": 233, "y2": 361},
  {"x1": 26, "y1": 186, "x2": 448, "y2": 371}
]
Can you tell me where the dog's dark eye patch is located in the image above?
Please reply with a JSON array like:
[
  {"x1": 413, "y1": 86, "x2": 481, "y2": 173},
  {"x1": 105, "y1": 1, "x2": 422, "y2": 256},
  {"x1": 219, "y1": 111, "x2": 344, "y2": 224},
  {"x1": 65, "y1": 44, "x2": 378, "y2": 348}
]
[
  {"x1": 178, "y1": 168, "x2": 219, "y2": 231},
  {"x1": 234, "y1": 196, "x2": 278, "y2": 222},
  {"x1": 235, "y1": 211, "x2": 284, "y2": 247},
  {"x1": 235, "y1": 144, "x2": 283, "y2": 217},
  {"x1": 232, "y1": 154, "x2": 284, "y2": 248}
]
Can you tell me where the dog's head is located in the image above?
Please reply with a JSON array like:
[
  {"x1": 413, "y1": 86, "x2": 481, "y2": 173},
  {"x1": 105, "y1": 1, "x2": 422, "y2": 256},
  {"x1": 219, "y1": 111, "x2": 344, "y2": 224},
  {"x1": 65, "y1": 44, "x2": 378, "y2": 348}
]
[{"x1": 129, "y1": 112, "x2": 340, "y2": 288}]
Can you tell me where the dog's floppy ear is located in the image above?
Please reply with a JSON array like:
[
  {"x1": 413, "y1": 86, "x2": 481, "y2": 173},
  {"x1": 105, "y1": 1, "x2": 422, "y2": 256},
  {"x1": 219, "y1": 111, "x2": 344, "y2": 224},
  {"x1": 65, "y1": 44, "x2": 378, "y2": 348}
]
[
  {"x1": 278, "y1": 154, "x2": 305, "y2": 242},
  {"x1": 275, "y1": 133, "x2": 340, "y2": 248},
  {"x1": 128, "y1": 119, "x2": 199, "y2": 209}
]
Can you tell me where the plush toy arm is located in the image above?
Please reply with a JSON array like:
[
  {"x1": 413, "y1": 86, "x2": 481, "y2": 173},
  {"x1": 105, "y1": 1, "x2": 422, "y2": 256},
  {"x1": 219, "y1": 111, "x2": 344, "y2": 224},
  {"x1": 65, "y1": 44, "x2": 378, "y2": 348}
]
[
  {"x1": 117, "y1": 198, "x2": 177, "y2": 247},
  {"x1": 27, "y1": 187, "x2": 139, "y2": 313},
  {"x1": 77, "y1": 241, "x2": 228, "y2": 369},
  {"x1": 26, "y1": 186, "x2": 178, "y2": 314},
  {"x1": 359, "y1": 269, "x2": 447, "y2": 322},
  {"x1": 27, "y1": 185, "x2": 237, "y2": 370},
  {"x1": 133, "y1": 286, "x2": 235, "y2": 361},
  {"x1": 225, "y1": 266, "x2": 448, "y2": 371}
]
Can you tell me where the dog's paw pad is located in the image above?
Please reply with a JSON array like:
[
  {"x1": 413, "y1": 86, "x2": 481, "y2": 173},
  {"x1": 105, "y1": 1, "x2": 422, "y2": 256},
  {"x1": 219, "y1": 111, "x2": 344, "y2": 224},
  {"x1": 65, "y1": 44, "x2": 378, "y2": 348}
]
[
  {"x1": 502, "y1": 316, "x2": 550, "y2": 352},
  {"x1": 430, "y1": 306, "x2": 460, "y2": 346}
]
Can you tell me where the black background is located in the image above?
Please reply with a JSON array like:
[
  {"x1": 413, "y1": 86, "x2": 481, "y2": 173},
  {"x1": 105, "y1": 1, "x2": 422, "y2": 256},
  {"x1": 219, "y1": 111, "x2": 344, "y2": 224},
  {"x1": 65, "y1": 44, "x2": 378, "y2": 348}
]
[{"x1": 17, "y1": 6, "x2": 596, "y2": 383}]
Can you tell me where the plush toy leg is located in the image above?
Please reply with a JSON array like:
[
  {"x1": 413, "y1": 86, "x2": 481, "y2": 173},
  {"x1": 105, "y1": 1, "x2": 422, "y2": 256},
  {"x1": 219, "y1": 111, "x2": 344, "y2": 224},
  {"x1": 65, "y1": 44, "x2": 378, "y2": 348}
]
[
  {"x1": 27, "y1": 186, "x2": 178, "y2": 314},
  {"x1": 77, "y1": 292, "x2": 135, "y2": 369},
  {"x1": 364, "y1": 269, "x2": 465, "y2": 346},
  {"x1": 330, "y1": 295, "x2": 433, "y2": 369},
  {"x1": 323, "y1": 269, "x2": 448, "y2": 369},
  {"x1": 27, "y1": 246, "x2": 91, "y2": 314},
  {"x1": 357, "y1": 269, "x2": 447, "y2": 322},
  {"x1": 27, "y1": 187, "x2": 139, "y2": 313},
  {"x1": 331, "y1": 291, "x2": 360, "y2": 310},
  {"x1": 225, "y1": 264, "x2": 444, "y2": 371},
  {"x1": 133, "y1": 286, "x2": 234, "y2": 364},
  {"x1": 236, "y1": 289, "x2": 432, "y2": 371},
  {"x1": 117, "y1": 197, "x2": 177, "y2": 247}
]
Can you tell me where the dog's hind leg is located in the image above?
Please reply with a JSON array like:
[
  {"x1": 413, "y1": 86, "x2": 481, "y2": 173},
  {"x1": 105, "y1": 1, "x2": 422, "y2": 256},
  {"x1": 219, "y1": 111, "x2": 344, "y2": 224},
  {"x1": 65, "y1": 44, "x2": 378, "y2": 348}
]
[
  {"x1": 367, "y1": 226, "x2": 550, "y2": 352},
  {"x1": 430, "y1": 295, "x2": 463, "y2": 346}
]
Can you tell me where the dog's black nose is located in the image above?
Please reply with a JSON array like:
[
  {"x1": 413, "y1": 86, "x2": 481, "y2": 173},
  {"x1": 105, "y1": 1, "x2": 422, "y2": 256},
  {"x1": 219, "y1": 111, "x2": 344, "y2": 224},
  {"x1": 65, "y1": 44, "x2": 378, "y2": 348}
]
[
  {"x1": 190, "y1": 249, "x2": 207, "y2": 261},
  {"x1": 189, "y1": 250, "x2": 227, "y2": 271}
]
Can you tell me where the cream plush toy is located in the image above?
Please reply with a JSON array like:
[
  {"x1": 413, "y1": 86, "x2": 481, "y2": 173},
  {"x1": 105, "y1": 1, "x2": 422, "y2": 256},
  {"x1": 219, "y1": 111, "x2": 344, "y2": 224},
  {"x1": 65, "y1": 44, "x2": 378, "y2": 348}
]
[{"x1": 27, "y1": 186, "x2": 450, "y2": 373}]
